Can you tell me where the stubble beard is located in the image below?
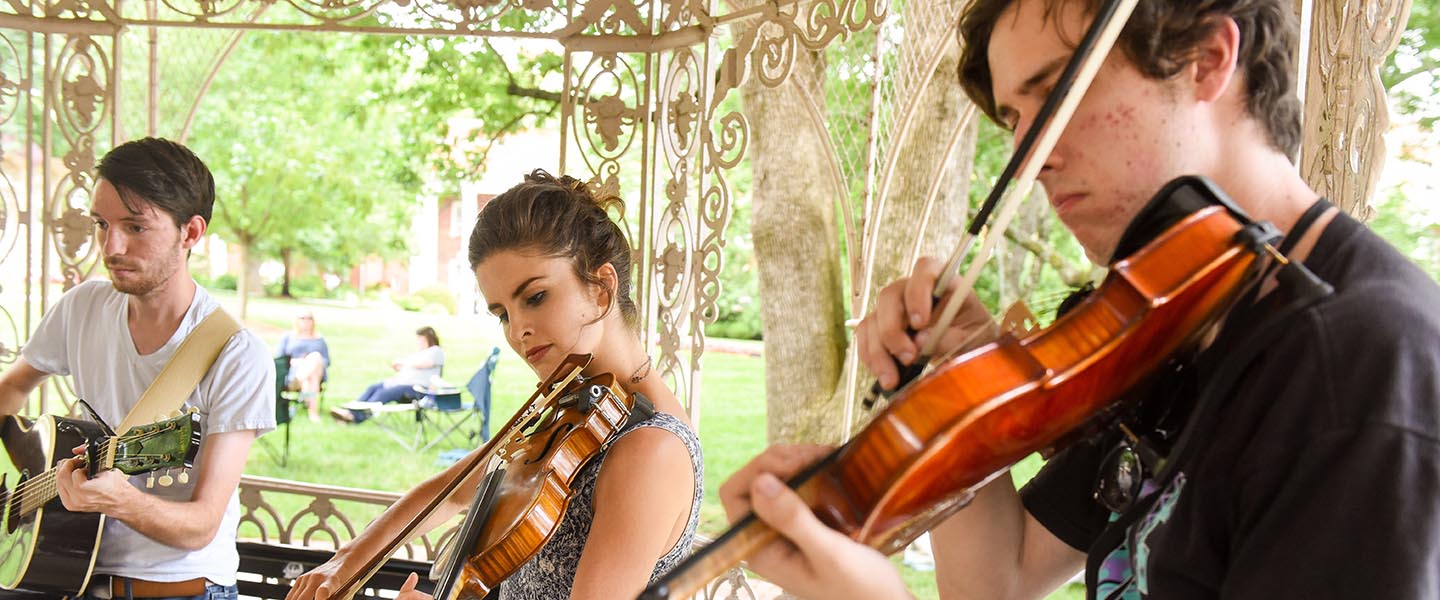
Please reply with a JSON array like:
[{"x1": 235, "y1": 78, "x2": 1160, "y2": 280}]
[{"x1": 110, "y1": 245, "x2": 186, "y2": 299}]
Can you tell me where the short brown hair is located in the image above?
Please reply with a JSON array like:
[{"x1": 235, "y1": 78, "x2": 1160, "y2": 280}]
[
  {"x1": 98, "y1": 137, "x2": 216, "y2": 226},
  {"x1": 957, "y1": 0, "x2": 1302, "y2": 157},
  {"x1": 467, "y1": 170, "x2": 639, "y2": 329}
]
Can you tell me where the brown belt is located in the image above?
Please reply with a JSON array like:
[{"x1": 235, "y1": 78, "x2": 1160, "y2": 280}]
[{"x1": 109, "y1": 576, "x2": 208, "y2": 598}]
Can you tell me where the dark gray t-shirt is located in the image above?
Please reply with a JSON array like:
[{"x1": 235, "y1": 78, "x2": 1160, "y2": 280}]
[{"x1": 1022, "y1": 211, "x2": 1440, "y2": 599}]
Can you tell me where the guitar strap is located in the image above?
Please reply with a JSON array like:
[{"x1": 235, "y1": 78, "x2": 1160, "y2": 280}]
[{"x1": 115, "y1": 308, "x2": 242, "y2": 433}]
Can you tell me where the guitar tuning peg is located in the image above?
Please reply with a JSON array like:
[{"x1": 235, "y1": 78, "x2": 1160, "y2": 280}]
[
  {"x1": 154, "y1": 413, "x2": 169, "y2": 424},
  {"x1": 145, "y1": 474, "x2": 156, "y2": 489},
  {"x1": 177, "y1": 470, "x2": 189, "y2": 485},
  {"x1": 158, "y1": 473, "x2": 174, "y2": 487},
  {"x1": 187, "y1": 407, "x2": 200, "y2": 415}
]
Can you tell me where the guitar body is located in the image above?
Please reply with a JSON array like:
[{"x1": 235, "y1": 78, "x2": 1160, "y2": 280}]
[{"x1": 0, "y1": 414, "x2": 106, "y2": 598}]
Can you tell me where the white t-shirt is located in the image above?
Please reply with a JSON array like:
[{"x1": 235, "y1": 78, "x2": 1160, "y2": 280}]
[
  {"x1": 386, "y1": 344, "x2": 445, "y2": 388},
  {"x1": 21, "y1": 279, "x2": 276, "y2": 585}
]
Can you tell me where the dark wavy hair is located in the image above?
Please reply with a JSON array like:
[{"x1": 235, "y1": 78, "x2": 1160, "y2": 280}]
[
  {"x1": 957, "y1": 0, "x2": 1302, "y2": 158},
  {"x1": 97, "y1": 137, "x2": 216, "y2": 226},
  {"x1": 416, "y1": 326, "x2": 441, "y2": 347},
  {"x1": 467, "y1": 170, "x2": 638, "y2": 329}
]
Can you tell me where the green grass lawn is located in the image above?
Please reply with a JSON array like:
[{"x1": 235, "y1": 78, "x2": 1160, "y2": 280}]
[{"x1": 229, "y1": 292, "x2": 1082, "y2": 600}]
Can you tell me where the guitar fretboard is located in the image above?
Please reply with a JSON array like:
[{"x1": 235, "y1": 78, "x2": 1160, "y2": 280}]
[{"x1": 5, "y1": 439, "x2": 115, "y2": 519}]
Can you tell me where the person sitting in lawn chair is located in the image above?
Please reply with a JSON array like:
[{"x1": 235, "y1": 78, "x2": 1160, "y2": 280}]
[
  {"x1": 276, "y1": 310, "x2": 330, "y2": 422},
  {"x1": 330, "y1": 326, "x2": 444, "y2": 424}
]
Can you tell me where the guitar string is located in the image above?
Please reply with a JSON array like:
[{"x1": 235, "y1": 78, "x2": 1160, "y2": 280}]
[
  {"x1": 10, "y1": 426, "x2": 167, "y2": 500},
  {"x1": 10, "y1": 444, "x2": 114, "y2": 516},
  {"x1": 8, "y1": 429, "x2": 177, "y2": 515},
  {"x1": 12, "y1": 444, "x2": 117, "y2": 516}
]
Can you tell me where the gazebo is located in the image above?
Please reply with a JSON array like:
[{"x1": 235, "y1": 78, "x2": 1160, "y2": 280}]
[{"x1": 0, "y1": 0, "x2": 1412, "y2": 596}]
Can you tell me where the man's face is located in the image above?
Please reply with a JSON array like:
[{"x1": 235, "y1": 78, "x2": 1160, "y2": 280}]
[
  {"x1": 988, "y1": 0, "x2": 1207, "y2": 262},
  {"x1": 90, "y1": 179, "x2": 188, "y2": 298}
]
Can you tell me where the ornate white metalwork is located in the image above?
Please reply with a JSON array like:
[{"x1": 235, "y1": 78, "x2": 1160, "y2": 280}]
[
  {"x1": 0, "y1": 0, "x2": 1409, "y2": 573},
  {"x1": 1299, "y1": 0, "x2": 1411, "y2": 220}
]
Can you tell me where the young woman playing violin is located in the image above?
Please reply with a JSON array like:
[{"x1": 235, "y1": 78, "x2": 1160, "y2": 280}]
[
  {"x1": 716, "y1": 1, "x2": 1440, "y2": 599},
  {"x1": 287, "y1": 170, "x2": 702, "y2": 600}
]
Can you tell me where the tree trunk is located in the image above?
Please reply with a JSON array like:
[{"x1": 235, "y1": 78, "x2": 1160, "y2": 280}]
[
  {"x1": 865, "y1": 51, "x2": 974, "y2": 298},
  {"x1": 236, "y1": 240, "x2": 252, "y2": 319},
  {"x1": 748, "y1": 20, "x2": 989, "y2": 443},
  {"x1": 832, "y1": 41, "x2": 978, "y2": 429},
  {"x1": 281, "y1": 248, "x2": 293, "y2": 298},
  {"x1": 745, "y1": 49, "x2": 851, "y2": 445}
]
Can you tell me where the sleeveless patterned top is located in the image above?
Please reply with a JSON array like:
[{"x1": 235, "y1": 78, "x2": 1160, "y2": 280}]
[{"x1": 497, "y1": 411, "x2": 703, "y2": 599}]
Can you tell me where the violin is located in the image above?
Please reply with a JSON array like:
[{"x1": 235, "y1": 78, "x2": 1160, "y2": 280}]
[
  {"x1": 641, "y1": 176, "x2": 1282, "y2": 599},
  {"x1": 330, "y1": 353, "x2": 653, "y2": 600}
]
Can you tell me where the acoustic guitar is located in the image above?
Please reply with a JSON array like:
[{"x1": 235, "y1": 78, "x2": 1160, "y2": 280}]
[{"x1": 0, "y1": 411, "x2": 203, "y2": 598}]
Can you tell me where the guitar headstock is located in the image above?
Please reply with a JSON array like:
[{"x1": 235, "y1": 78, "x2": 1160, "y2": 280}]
[{"x1": 109, "y1": 410, "x2": 204, "y2": 476}]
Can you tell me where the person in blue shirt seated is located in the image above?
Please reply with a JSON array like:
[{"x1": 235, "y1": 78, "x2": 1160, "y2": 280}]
[
  {"x1": 276, "y1": 310, "x2": 330, "y2": 421},
  {"x1": 331, "y1": 326, "x2": 445, "y2": 423}
]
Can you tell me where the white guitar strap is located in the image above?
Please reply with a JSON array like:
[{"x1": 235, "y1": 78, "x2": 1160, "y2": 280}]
[{"x1": 115, "y1": 308, "x2": 242, "y2": 432}]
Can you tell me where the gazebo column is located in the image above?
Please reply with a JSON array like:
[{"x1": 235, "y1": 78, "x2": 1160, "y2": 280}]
[{"x1": 1296, "y1": 0, "x2": 1411, "y2": 219}]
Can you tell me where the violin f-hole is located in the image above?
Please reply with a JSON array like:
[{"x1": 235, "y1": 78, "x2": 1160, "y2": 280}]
[{"x1": 525, "y1": 423, "x2": 574, "y2": 465}]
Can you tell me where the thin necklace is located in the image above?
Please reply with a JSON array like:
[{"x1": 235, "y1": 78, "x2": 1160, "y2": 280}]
[{"x1": 628, "y1": 355, "x2": 653, "y2": 385}]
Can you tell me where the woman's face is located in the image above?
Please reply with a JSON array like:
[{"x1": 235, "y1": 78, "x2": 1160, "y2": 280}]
[
  {"x1": 295, "y1": 313, "x2": 315, "y2": 335},
  {"x1": 475, "y1": 249, "x2": 609, "y2": 378},
  {"x1": 415, "y1": 334, "x2": 429, "y2": 349}
]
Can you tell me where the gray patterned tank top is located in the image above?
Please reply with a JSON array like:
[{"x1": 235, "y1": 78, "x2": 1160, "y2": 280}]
[{"x1": 497, "y1": 411, "x2": 703, "y2": 599}]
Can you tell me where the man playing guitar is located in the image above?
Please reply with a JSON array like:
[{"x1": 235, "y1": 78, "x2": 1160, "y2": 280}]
[{"x1": 0, "y1": 138, "x2": 276, "y2": 599}]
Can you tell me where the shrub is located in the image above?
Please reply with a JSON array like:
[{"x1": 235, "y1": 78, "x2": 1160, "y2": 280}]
[
  {"x1": 410, "y1": 285, "x2": 457, "y2": 315},
  {"x1": 395, "y1": 294, "x2": 425, "y2": 312},
  {"x1": 191, "y1": 271, "x2": 213, "y2": 288},
  {"x1": 213, "y1": 274, "x2": 239, "y2": 290},
  {"x1": 288, "y1": 275, "x2": 329, "y2": 299}
]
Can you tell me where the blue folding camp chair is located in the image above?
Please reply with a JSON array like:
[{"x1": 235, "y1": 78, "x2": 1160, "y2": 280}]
[{"x1": 413, "y1": 347, "x2": 500, "y2": 452}]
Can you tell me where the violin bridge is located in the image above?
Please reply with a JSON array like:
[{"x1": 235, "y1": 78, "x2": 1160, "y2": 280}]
[{"x1": 1001, "y1": 301, "x2": 1041, "y2": 336}]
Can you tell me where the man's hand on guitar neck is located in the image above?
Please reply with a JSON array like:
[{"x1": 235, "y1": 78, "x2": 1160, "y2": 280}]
[
  {"x1": 55, "y1": 430, "x2": 256, "y2": 552},
  {"x1": 55, "y1": 447, "x2": 137, "y2": 515}
]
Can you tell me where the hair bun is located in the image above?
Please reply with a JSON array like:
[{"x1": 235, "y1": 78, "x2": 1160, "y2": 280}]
[{"x1": 525, "y1": 168, "x2": 624, "y2": 215}]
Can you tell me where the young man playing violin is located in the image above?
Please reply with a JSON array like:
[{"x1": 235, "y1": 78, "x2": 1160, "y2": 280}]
[{"x1": 721, "y1": 1, "x2": 1440, "y2": 598}]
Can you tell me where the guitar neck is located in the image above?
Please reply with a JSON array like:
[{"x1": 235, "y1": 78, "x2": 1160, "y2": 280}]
[{"x1": 5, "y1": 439, "x2": 116, "y2": 520}]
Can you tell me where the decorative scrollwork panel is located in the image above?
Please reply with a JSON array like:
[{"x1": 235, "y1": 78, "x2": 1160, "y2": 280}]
[{"x1": 1299, "y1": 0, "x2": 1410, "y2": 220}]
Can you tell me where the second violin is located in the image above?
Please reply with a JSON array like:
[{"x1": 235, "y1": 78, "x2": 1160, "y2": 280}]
[
  {"x1": 427, "y1": 353, "x2": 655, "y2": 599},
  {"x1": 325, "y1": 353, "x2": 653, "y2": 600}
]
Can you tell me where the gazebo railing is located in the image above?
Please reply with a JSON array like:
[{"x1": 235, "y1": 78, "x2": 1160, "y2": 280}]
[{"x1": 235, "y1": 474, "x2": 770, "y2": 599}]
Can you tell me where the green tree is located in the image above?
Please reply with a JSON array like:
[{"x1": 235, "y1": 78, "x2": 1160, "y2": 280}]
[
  {"x1": 114, "y1": 18, "x2": 567, "y2": 316},
  {"x1": 1385, "y1": 0, "x2": 1439, "y2": 130},
  {"x1": 185, "y1": 32, "x2": 415, "y2": 316},
  {"x1": 353, "y1": 33, "x2": 564, "y2": 183}
]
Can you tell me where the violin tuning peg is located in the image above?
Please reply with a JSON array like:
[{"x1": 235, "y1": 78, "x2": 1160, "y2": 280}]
[
  {"x1": 178, "y1": 471, "x2": 189, "y2": 485},
  {"x1": 158, "y1": 474, "x2": 174, "y2": 487}
]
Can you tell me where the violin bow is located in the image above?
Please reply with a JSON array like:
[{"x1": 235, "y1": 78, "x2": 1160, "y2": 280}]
[
  {"x1": 650, "y1": 6, "x2": 1147, "y2": 595},
  {"x1": 860, "y1": 0, "x2": 1140, "y2": 413},
  {"x1": 328, "y1": 362, "x2": 587, "y2": 599}
]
